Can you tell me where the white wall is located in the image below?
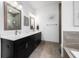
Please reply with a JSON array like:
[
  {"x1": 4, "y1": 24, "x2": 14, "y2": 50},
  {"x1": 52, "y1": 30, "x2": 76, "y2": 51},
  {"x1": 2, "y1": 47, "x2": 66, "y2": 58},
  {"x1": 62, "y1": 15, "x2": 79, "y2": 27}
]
[
  {"x1": 37, "y1": 2, "x2": 59, "y2": 42},
  {"x1": 62, "y1": 1, "x2": 79, "y2": 31},
  {"x1": 0, "y1": 39, "x2": 1, "y2": 58},
  {"x1": 0, "y1": 2, "x2": 4, "y2": 57}
]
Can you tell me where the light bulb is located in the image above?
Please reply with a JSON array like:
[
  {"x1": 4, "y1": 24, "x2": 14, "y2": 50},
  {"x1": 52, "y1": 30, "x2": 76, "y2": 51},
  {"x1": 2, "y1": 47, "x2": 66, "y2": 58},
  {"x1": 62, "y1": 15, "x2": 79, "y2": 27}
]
[
  {"x1": 9, "y1": 9, "x2": 12, "y2": 12},
  {"x1": 14, "y1": 2, "x2": 18, "y2": 6},
  {"x1": 19, "y1": 5, "x2": 22, "y2": 9}
]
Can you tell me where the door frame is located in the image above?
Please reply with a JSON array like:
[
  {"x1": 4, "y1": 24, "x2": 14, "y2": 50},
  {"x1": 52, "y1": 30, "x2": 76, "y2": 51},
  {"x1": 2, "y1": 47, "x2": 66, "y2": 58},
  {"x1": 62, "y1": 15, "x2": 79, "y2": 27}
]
[{"x1": 59, "y1": 2, "x2": 62, "y2": 44}]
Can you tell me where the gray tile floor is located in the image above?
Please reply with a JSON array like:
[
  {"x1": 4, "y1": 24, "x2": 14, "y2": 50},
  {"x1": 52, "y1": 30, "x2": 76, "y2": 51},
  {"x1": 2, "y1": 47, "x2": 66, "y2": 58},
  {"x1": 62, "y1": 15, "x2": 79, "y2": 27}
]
[{"x1": 29, "y1": 41, "x2": 61, "y2": 58}]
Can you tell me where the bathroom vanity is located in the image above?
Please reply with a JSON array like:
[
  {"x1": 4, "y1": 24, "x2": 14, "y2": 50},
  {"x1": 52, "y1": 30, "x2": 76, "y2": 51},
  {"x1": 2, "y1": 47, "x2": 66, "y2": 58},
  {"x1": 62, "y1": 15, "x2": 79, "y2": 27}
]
[
  {"x1": 1, "y1": 31, "x2": 41, "y2": 58},
  {"x1": 1, "y1": 2, "x2": 41, "y2": 58}
]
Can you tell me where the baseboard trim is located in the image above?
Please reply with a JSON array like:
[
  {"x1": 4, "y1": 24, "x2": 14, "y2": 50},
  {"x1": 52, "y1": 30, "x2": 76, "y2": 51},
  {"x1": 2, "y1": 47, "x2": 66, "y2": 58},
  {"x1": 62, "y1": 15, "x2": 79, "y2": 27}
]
[{"x1": 41, "y1": 40, "x2": 59, "y2": 44}]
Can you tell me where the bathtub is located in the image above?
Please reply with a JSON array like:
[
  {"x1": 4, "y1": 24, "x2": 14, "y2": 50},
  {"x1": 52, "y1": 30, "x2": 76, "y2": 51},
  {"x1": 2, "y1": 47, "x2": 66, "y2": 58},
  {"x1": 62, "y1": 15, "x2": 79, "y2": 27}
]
[{"x1": 64, "y1": 43, "x2": 79, "y2": 58}]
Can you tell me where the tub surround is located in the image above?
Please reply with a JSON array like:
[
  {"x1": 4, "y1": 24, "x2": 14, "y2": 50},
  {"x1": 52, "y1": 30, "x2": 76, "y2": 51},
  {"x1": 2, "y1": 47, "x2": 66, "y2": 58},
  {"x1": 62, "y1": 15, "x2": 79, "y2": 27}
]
[{"x1": 63, "y1": 31, "x2": 79, "y2": 45}]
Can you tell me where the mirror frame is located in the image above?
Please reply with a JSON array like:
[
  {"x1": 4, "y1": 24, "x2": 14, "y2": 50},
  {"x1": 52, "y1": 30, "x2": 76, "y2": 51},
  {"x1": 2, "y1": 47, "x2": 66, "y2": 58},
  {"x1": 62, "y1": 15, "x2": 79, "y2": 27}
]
[
  {"x1": 4, "y1": 2, "x2": 21, "y2": 30},
  {"x1": 30, "y1": 16, "x2": 35, "y2": 30}
]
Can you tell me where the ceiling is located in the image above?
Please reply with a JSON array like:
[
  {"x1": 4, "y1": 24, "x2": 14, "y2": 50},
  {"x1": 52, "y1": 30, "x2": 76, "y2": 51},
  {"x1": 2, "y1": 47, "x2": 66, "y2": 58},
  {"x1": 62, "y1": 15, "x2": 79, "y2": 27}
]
[
  {"x1": 29, "y1": 1, "x2": 60, "y2": 10},
  {"x1": 18, "y1": 1, "x2": 61, "y2": 11}
]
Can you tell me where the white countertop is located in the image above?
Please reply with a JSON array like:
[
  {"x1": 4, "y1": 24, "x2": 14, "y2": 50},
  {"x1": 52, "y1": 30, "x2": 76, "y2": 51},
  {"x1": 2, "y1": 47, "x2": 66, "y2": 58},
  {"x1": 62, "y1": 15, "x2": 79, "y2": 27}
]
[{"x1": 1, "y1": 31, "x2": 41, "y2": 41}]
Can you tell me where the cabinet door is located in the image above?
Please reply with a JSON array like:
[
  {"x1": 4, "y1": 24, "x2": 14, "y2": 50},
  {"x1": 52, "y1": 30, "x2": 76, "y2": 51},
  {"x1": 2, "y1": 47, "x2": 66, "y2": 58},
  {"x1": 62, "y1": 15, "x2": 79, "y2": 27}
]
[
  {"x1": 1, "y1": 39, "x2": 14, "y2": 58},
  {"x1": 14, "y1": 32, "x2": 41, "y2": 58},
  {"x1": 34, "y1": 32, "x2": 41, "y2": 46},
  {"x1": 28, "y1": 35, "x2": 35, "y2": 52},
  {"x1": 14, "y1": 37, "x2": 30, "y2": 58}
]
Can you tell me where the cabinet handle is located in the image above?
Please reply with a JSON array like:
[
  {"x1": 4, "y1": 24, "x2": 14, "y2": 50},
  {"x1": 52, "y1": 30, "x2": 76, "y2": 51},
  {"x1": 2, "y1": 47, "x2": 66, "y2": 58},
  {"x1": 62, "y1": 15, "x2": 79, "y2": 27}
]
[
  {"x1": 26, "y1": 43, "x2": 28, "y2": 49},
  {"x1": 7, "y1": 44, "x2": 13, "y2": 48}
]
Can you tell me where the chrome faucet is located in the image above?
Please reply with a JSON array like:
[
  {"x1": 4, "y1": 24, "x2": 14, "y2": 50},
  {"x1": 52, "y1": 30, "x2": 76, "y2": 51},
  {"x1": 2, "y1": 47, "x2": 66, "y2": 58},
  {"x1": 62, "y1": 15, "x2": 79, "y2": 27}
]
[{"x1": 15, "y1": 30, "x2": 18, "y2": 35}]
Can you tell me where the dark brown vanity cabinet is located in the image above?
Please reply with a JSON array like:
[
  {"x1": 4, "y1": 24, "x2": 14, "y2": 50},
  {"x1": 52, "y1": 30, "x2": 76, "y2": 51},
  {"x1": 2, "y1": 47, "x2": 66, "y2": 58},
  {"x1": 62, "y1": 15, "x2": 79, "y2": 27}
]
[
  {"x1": 1, "y1": 32, "x2": 41, "y2": 58},
  {"x1": 34, "y1": 32, "x2": 41, "y2": 46},
  {"x1": 1, "y1": 39, "x2": 14, "y2": 58},
  {"x1": 14, "y1": 37, "x2": 31, "y2": 58}
]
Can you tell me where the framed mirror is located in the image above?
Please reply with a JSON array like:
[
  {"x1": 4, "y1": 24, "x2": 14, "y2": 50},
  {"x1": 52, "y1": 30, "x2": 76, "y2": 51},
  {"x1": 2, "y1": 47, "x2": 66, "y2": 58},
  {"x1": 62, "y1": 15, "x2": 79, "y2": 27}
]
[
  {"x1": 4, "y1": 2, "x2": 21, "y2": 30},
  {"x1": 24, "y1": 16, "x2": 29, "y2": 26},
  {"x1": 30, "y1": 16, "x2": 35, "y2": 30},
  {"x1": 73, "y1": 1, "x2": 79, "y2": 26}
]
